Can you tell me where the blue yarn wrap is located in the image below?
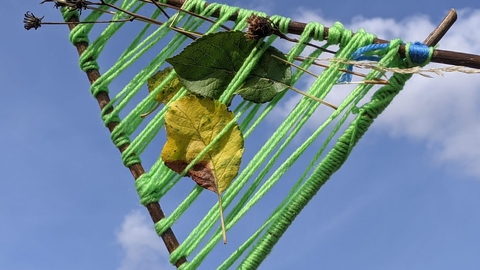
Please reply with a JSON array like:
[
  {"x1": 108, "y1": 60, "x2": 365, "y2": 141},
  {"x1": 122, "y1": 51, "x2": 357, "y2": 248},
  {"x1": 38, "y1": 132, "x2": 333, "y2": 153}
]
[
  {"x1": 405, "y1": 41, "x2": 432, "y2": 65},
  {"x1": 339, "y1": 41, "x2": 432, "y2": 82}
]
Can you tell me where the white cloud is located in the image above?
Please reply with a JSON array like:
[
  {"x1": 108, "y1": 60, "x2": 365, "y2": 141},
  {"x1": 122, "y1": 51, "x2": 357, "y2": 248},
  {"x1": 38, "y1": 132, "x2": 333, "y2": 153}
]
[
  {"x1": 278, "y1": 8, "x2": 480, "y2": 177},
  {"x1": 116, "y1": 210, "x2": 172, "y2": 270}
]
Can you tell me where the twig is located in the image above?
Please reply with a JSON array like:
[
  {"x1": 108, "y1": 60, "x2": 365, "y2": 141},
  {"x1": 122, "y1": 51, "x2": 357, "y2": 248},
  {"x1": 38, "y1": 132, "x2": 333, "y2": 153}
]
[
  {"x1": 57, "y1": 8, "x2": 187, "y2": 269},
  {"x1": 140, "y1": 0, "x2": 231, "y2": 31},
  {"x1": 149, "y1": 0, "x2": 171, "y2": 19},
  {"x1": 99, "y1": 0, "x2": 199, "y2": 40},
  {"x1": 153, "y1": 0, "x2": 480, "y2": 69},
  {"x1": 423, "y1": 9, "x2": 457, "y2": 47}
]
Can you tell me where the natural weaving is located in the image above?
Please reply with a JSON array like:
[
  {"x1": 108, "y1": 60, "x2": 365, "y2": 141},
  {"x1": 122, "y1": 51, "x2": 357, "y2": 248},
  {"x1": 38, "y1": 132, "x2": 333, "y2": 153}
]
[{"x1": 29, "y1": 0, "x2": 471, "y2": 269}]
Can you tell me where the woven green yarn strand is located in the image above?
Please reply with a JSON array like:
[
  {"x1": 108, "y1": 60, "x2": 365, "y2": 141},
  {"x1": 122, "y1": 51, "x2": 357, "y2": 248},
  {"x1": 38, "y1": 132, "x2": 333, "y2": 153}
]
[
  {"x1": 79, "y1": 0, "x2": 139, "y2": 74},
  {"x1": 154, "y1": 185, "x2": 203, "y2": 236},
  {"x1": 62, "y1": 0, "x2": 116, "y2": 44},
  {"x1": 203, "y1": 3, "x2": 240, "y2": 31},
  {"x1": 61, "y1": 4, "x2": 105, "y2": 73},
  {"x1": 239, "y1": 41, "x2": 410, "y2": 269},
  {"x1": 237, "y1": 103, "x2": 262, "y2": 134},
  {"x1": 117, "y1": 8, "x2": 165, "y2": 61},
  {"x1": 287, "y1": 22, "x2": 324, "y2": 62},
  {"x1": 293, "y1": 31, "x2": 379, "y2": 192},
  {"x1": 326, "y1": 21, "x2": 346, "y2": 45},
  {"x1": 218, "y1": 216, "x2": 272, "y2": 270},
  {"x1": 84, "y1": 4, "x2": 168, "y2": 99},
  {"x1": 269, "y1": 15, "x2": 291, "y2": 36}
]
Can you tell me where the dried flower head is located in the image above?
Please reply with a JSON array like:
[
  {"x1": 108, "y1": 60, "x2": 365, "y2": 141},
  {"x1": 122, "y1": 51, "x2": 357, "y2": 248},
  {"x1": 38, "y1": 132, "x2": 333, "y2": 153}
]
[
  {"x1": 24, "y1": 11, "x2": 44, "y2": 30},
  {"x1": 40, "y1": 0, "x2": 90, "y2": 13},
  {"x1": 245, "y1": 14, "x2": 275, "y2": 40}
]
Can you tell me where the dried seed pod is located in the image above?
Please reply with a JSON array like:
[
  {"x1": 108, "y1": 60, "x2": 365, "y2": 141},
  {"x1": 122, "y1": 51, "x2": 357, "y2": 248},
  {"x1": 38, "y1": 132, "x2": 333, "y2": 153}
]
[
  {"x1": 23, "y1": 11, "x2": 44, "y2": 30},
  {"x1": 245, "y1": 14, "x2": 275, "y2": 40}
]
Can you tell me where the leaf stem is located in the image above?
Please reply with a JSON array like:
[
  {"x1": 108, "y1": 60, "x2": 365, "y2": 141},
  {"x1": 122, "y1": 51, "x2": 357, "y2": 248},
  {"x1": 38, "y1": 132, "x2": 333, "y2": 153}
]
[
  {"x1": 140, "y1": 102, "x2": 162, "y2": 118},
  {"x1": 217, "y1": 192, "x2": 227, "y2": 244}
]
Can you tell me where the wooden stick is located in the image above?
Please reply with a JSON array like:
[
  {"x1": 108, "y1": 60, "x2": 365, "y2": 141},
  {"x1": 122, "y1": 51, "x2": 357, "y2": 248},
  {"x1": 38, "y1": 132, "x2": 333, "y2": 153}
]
[
  {"x1": 63, "y1": 12, "x2": 187, "y2": 269},
  {"x1": 151, "y1": 0, "x2": 480, "y2": 69},
  {"x1": 423, "y1": 9, "x2": 457, "y2": 46}
]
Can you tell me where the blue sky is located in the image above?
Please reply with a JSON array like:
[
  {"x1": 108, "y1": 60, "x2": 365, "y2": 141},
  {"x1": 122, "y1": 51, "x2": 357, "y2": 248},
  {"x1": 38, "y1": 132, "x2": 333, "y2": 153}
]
[{"x1": 2, "y1": 0, "x2": 480, "y2": 269}]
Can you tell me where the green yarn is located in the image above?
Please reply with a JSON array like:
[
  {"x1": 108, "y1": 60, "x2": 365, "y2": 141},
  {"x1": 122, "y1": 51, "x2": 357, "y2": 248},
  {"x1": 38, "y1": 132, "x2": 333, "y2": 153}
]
[
  {"x1": 136, "y1": 172, "x2": 162, "y2": 205},
  {"x1": 62, "y1": 1, "x2": 428, "y2": 269}
]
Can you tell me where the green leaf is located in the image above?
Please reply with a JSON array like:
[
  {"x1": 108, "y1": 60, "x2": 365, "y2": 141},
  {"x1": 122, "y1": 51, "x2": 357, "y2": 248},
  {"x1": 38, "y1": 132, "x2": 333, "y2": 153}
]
[{"x1": 166, "y1": 31, "x2": 291, "y2": 103}]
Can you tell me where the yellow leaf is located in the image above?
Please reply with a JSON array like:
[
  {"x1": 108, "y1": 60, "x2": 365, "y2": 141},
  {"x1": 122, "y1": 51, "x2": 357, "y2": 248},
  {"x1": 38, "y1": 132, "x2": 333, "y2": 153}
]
[
  {"x1": 148, "y1": 67, "x2": 183, "y2": 105},
  {"x1": 162, "y1": 95, "x2": 244, "y2": 193},
  {"x1": 161, "y1": 95, "x2": 244, "y2": 243}
]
